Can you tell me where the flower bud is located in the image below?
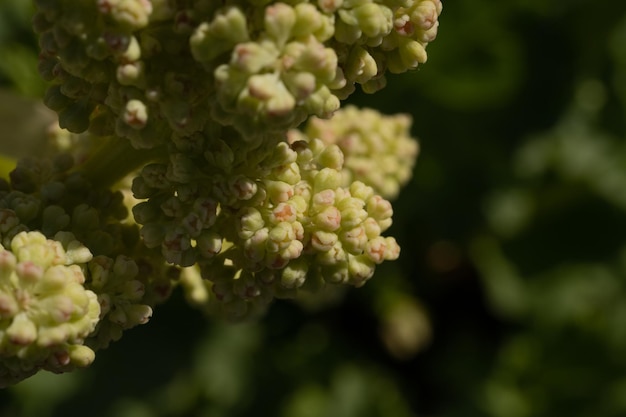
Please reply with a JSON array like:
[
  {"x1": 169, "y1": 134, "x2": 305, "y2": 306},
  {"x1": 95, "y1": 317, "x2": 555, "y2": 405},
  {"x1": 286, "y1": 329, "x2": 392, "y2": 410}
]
[
  {"x1": 122, "y1": 99, "x2": 148, "y2": 129},
  {"x1": 6, "y1": 314, "x2": 38, "y2": 346},
  {"x1": 58, "y1": 100, "x2": 94, "y2": 133},
  {"x1": 280, "y1": 258, "x2": 308, "y2": 289},
  {"x1": 98, "y1": 0, "x2": 153, "y2": 30},
  {"x1": 197, "y1": 231, "x2": 223, "y2": 259},
  {"x1": 67, "y1": 345, "x2": 96, "y2": 367},
  {"x1": 347, "y1": 254, "x2": 375, "y2": 286},
  {"x1": 265, "y1": 3, "x2": 296, "y2": 46},
  {"x1": 190, "y1": 7, "x2": 249, "y2": 63}
]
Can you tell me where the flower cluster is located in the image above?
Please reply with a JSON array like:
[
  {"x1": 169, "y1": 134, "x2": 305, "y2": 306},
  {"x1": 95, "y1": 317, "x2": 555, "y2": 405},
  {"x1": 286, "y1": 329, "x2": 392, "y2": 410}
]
[
  {"x1": 85, "y1": 253, "x2": 175, "y2": 350},
  {"x1": 0, "y1": 0, "x2": 442, "y2": 384},
  {"x1": 0, "y1": 154, "x2": 175, "y2": 380},
  {"x1": 0, "y1": 231, "x2": 99, "y2": 387},
  {"x1": 204, "y1": 138, "x2": 400, "y2": 318},
  {"x1": 0, "y1": 156, "x2": 130, "y2": 254},
  {"x1": 131, "y1": 125, "x2": 400, "y2": 318},
  {"x1": 34, "y1": 0, "x2": 441, "y2": 142},
  {"x1": 290, "y1": 105, "x2": 419, "y2": 199}
]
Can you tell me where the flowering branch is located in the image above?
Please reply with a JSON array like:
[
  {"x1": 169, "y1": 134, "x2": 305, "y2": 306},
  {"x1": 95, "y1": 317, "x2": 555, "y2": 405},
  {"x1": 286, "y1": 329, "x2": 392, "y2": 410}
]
[{"x1": 0, "y1": 0, "x2": 442, "y2": 386}]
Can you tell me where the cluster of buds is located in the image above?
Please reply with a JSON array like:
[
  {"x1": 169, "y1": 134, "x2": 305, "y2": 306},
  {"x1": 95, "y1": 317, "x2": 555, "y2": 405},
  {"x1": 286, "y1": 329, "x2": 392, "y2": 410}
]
[
  {"x1": 85, "y1": 252, "x2": 176, "y2": 350},
  {"x1": 0, "y1": 156, "x2": 132, "y2": 255},
  {"x1": 202, "y1": 138, "x2": 400, "y2": 318},
  {"x1": 290, "y1": 105, "x2": 419, "y2": 199},
  {"x1": 0, "y1": 0, "x2": 442, "y2": 384},
  {"x1": 34, "y1": 0, "x2": 441, "y2": 142},
  {"x1": 130, "y1": 126, "x2": 402, "y2": 318},
  {"x1": 0, "y1": 231, "x2": 99, "y2": 387},
  {"x1": 0, "y1": 154, "x2": 175, "y2": 383}
]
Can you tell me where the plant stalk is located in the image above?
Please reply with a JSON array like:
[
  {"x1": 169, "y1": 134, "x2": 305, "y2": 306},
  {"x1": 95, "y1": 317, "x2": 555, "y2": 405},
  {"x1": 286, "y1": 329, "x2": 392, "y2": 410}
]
[{"x1": 73, "y1": 136, "x2": 168, "y2": 188}]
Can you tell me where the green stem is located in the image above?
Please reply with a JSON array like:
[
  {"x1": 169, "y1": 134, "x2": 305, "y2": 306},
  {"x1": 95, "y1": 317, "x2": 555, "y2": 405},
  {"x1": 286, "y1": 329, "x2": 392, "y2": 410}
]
[
  {"x1": 0, "y1": 153, "x2": 17, "y2": 181},
  {"x1": 73, "y1": 136, "x2": 168, "y2": 188}
]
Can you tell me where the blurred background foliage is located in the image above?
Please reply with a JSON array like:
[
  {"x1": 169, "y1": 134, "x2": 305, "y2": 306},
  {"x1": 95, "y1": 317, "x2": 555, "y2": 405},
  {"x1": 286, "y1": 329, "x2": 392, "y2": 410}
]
[{"x1": 1, "y1": 0, "x2": 626, "y2": 416}]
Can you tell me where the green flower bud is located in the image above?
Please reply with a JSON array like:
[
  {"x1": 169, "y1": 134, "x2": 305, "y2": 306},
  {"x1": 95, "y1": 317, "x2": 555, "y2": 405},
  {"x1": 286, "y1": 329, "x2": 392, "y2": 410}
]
[
  {"x1": 122, "y1": 99, "x2": 148, "y2": 129},
  {"x1": 231, "y1": 42, "x2": 280, "y2": 74},
  {"x1": 311, "y1": 230, "x2": 339, "y2": 251},
  {"x1": 303, "y1": 85, "x2": 340, "y2": 118},
  {"x1": 315, "y1": 206, "x2": 342, "y2": 231},
  {"x1": 67, "y1": 344, "x2": 96, "y2": 367},
  {"x1": 229, "y1": 176, "x2": 259, "y2": 201},
  {"x1": 347, "y1": 254, "x2": 375, "y2": 285},
  {"x1": 140, "y1": 163, "x2": 170, "y2": 190},
  {"x1": 138, "y1": 223, "x2": 165, "y2": 248},
  {"x1": 265, "y1": 180, "x2": 294, "y2": 205},
  {"x1": 283, "y1": 71, "x2": 317, "y2": 101},
  {"x1": 316, "y1": 241, "x2": 348, "y2": 266},
  {"x1": 132, "y1": 201, "x2": 161, "y2": 224},
  {"x1": 238, "y1": 208, "x2": 265, "y2": 239},
  {"x1": 58, "y1": 100, "x2": 94, "y2": 134},
  {"x1": 162, "y1": 227, "x2": 195, "y2": 266},
  {"x1": 279, "y1": 258, "x2": 309, "y2": 289},
  {"x1": 10, "y1": 195, "x2": 41, "y2": 223},
  {"x1": 160, "y1": 98, "x2": 207, "y2": 136},
  {"x1": 167, "y1": 153, "x2": 198, "y2": 183},
  {"x1": 55, "y1": 232, "x2": 94, "y2": 264},
  {"x1": 389, "y1": 38, "x2": 427, "y2": 73},
  {"x1": 265, "y1": 3, "x2": 297, "y2": 46},
  {"x1": 345, "y1": 46, "x2": 378, "y2": 84},
  {"x1": 43, "y1": 85, "x2": 73, "y2": 112},
  {"x1": 72, "y1": 204, "x2": 100, "y2": 232},
  {"x1": 353, "y1": 3, "x2": 394, "y2": 40},
  {"x1": 320, "y1": 262, "x2": 350, "y2": 284},
  {"x1": 0, "y1": 210, "x2": 19, "y2": 237},
  {"x1": 312, "y1": 189, "x2": 337, "y2": 210},
  {"x1": 161, "y1": 196, "x2": 184, "y2": 218},
  {"x1": 6, "y1": 314, "x2": 37, "y2": 346},
  {"x1": 340, "y1": 225, "x2": 367, "y2": 253},
  {"x1": 98, "y1": 0, "x2": 153, "y2": 30},
  {"x1": 243, "y1": 227, "x2": 269, "y2": 263},
  {"x1": 267, "y1": 222, "x2": 297, "y2": 253},
  {"x1": 197, "y1": 231, "x2": 223, "y2": 259},
  {"x1": 204, "y1": 140, "x2": 236, "y2": 173},
  {"x1": 313, "y1": 168, "x2": 344, "y2": 191},
  {"x1": 190, "y1": 7, "x2": 249, "y2": 63}
]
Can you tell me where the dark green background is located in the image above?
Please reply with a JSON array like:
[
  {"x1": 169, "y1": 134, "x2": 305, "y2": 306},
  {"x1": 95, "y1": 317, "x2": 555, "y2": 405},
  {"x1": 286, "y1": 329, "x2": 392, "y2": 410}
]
[{"x1": 1, "y1": 1, "x2": 626, "y2": 416}]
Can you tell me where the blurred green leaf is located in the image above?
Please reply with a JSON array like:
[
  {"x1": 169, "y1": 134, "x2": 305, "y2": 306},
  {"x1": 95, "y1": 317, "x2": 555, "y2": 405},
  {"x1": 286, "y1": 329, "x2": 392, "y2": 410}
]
[{"x1": 0, "y1": 43, "x2": 47, "y2": 96}]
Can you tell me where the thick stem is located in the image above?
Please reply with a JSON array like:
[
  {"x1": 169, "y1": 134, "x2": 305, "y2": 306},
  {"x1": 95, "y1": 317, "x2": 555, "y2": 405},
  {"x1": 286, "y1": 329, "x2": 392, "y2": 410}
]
[{"x1": 73, "y1": 136, "x2": 168, "y2": 188}]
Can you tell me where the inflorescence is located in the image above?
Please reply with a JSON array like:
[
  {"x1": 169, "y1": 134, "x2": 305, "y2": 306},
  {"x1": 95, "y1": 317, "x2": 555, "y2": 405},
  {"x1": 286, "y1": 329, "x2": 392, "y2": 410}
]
[{"x1": 0, "y1": 0, "x2": 441, "y2": 385}]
